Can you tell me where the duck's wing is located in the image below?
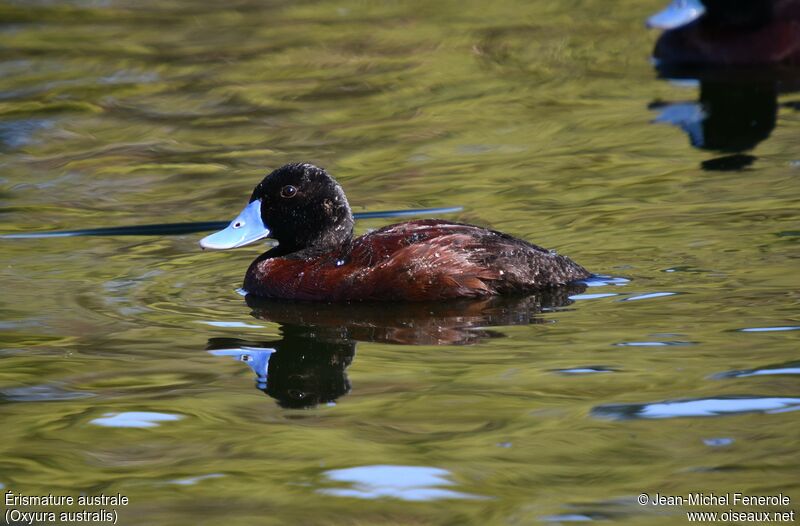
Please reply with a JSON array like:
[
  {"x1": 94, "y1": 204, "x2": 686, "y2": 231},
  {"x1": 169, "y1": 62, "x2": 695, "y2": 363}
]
[
  {"x1": 342, "y1": 221, "x2": 587, "y2": 300},
  {"x1": 245, "y1": 220, "x2": 588, "y2": 301}
]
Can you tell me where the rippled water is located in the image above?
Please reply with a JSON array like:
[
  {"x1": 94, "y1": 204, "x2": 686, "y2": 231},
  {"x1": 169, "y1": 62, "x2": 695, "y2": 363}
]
[{"x1": 1, "y1": 0, "x2": 799, "y2": 524}]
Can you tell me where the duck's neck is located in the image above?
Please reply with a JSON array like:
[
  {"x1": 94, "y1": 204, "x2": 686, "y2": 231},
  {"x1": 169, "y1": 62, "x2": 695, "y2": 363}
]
[{"x1": 273, "y1": 217, "x2": 354, "y2": 258}]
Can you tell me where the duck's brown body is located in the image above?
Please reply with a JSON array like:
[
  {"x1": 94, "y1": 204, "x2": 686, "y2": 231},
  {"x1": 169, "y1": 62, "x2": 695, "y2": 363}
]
[{"x1": 243, "y1": 219, "x2": 590, "y2": 302}]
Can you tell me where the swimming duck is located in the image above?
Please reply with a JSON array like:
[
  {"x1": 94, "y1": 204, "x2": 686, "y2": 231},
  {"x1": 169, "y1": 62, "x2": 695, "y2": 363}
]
[
  {"x1": 648, "y1": 0, "x2": 800, "y2": 65},
  {"x1": 200, "y1": 163, "x2": 590, "y2": 301}
]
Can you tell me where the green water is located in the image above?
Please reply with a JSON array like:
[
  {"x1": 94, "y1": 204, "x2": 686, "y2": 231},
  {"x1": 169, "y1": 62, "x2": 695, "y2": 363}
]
[{"x1": 1, "y1": 0, "x2": 799, "y2": 524}]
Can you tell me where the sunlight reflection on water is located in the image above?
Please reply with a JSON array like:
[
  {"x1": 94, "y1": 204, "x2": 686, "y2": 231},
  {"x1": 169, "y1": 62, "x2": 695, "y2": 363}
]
[
  {"x1": 319, "y1": 465, "x2": 486, "y2": 501},
  {"x1": 90, "y1": 412, "x2": 183, "y2": 428},
  {"x1": 593, "y1": 397, "x2": 800, "y2": 420}
]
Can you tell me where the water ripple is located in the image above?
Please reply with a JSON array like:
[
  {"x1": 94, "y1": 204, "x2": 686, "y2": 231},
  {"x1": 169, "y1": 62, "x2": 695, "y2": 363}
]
[
  {"x1": 1, "y1": 384, "x2": 94, "y2": 402},
  {"x1": 712, "y1": 361, "x2": 800, "y2": 379},
  {"x1": 737, "y1": 326, "x2": 800, "y2": 333},
  {"x1": 621, "y1": 292, "x2": 678, "y2": 302},
  {"x1": 168, "y1": 474, "x2": 225, "y2": 486},
  {"x1": 541, "y1": 513, "x2": 595, "y2": 522},
  {"x1": 615, "y1": 341, "x2": 694, "y2": 347},
  {"x1": 551, "y1": 366, "x2": 617, "y2": 375},
  {"x1": 569, "y1": 293, "x2": 619, "y2": 300}
]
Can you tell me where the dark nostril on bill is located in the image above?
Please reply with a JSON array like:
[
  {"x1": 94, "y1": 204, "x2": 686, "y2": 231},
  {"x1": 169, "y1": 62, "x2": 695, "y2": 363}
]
[{"x1": 234, "y1": 222, "x2": 243, "y2": 228}]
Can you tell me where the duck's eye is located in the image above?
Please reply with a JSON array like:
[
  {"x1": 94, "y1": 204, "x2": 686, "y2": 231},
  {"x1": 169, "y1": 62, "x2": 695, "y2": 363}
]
[{"x1": 280, "y1": 185, "x2": 298, "y2": 198}]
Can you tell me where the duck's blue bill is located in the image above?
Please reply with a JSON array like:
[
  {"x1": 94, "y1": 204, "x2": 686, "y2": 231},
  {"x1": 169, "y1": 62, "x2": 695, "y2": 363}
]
[
  {"x1": 647, "y1": 0, "x2": 705, "y2": 29},
  {"x1": 199, "y1": 199, "x2": 270, "y2": 250}
]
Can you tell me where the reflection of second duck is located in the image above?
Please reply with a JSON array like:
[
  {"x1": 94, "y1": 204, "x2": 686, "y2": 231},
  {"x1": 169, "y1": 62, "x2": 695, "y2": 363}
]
[
  {"x1": 208, "y1": 289, "x2": 584, "y2": 408},
  {"x1": 651, "y1": 79, "x2": 777, "y2": 152}
]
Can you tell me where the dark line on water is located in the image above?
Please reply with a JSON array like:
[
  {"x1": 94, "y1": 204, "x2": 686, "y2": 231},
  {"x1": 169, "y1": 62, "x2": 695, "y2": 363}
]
[{"x1": 0, "y1": 207, "x2": 463, "y2": 239}]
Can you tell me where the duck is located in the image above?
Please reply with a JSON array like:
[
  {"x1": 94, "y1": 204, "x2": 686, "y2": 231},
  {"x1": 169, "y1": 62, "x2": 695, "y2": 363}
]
[
  {"x1": 647, "y1": 0, "x2": 800, "y2": 65},
  {"x1": 199, "y1": 163, "x2": 591, "y2": 301}
]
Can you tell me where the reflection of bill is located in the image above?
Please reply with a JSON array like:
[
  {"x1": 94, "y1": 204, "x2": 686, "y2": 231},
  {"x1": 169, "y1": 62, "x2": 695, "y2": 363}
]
[
  {"x1": 208, "y1": 334, "x2": 352, "y2": 409},
  {"x1": 206, "y1": 287, "x2": 587, "y2": 408},
  {"x1": 208, "y1": 346, "x2": 275, "y2": 390}
]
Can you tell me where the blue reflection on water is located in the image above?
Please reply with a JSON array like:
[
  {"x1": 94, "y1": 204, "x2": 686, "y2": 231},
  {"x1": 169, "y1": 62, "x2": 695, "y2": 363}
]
[
  {"x1": 580, "y1": 276, "x2": 630, "y2": 287},
  {"x1": 713, "y1": 361, "x2": 800, "y2": 379},
  {"x1": 90, "y1": 411, "x2": 183, "y2": 428},
  {"x1": 621, "y1": 292, "x2": 677, "y2": 302},
  {"x1": 592, "y1": 396, "x2": 800, "y2": 420},
  {"x1": 200, "y1": 321, "x2": 265, "y2": 328},
  {"x1": 0, "y1": 118, "x2": 53, "y2": 149},
  {"x1": 168, "y1": 474, "x2": 225, "y2": 486},
  {"x1": 703, "y1": 437, "x2": 734, "y2": 447},
  {"x1": 552, "y1": 367, "x2": 617, "y2": 375},
  {"x1": 318, "y1": 465, "x2": 485, "y2": 501},
  {"x1": 569, "y1": 293, "x2": 619, "y2": 300},
  {"x1": 615, "y1": 341, "x2": 693, "y2": 347},
  {"x1": 541, "y1": 513, "x2": 595, "y2": 522},
  {"x1": 1, "y1": 384, "x2": 94, "y2": 402},
  {"x1": 652, "y1": 102, "x2": 707, "y2": 147},
  {"x1": 738, "y1": 326, "x2": 800, "y2": 333},
  {"x1": 208, "y1": 347, "x2": 274, "y2": 390}
]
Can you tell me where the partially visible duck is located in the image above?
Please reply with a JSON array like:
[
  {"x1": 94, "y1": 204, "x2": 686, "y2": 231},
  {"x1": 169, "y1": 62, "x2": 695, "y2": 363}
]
[
  {"x1": 200, "y1": 163, "x2": 590, "y2": 301},
  {"x1": 648, "y1": 0, "x2": 800, "y2": 65}
]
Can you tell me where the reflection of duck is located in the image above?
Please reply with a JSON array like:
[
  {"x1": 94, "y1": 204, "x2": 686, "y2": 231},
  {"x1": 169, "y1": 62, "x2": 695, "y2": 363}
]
[
  {"x1": 208, "y1": 329, "x2": 354, "y2": 409},
  {"x1": 200, "y1": 163, "x2": 590, "y2": 301},
  {"x1": 648, "y1": 0, "x2": 800, "y2": 65},
  {"x1": 649, "y1": 68, "x2": 800, "y2": 170},
  {"x1": 652, "y1": 80, "x2": 776, "y2": 152},
  {"x1": 206, "y1": 288, "x2": 584, "y2": 408}
]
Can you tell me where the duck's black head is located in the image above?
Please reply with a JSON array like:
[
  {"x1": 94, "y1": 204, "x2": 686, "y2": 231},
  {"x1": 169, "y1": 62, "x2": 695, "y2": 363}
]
[
  {"x1": 252, "y1": 163, "x2": 354, "y2": 253},
  {"x1": 200, "y1": 163, "x2": 354, "y2": 254}
]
